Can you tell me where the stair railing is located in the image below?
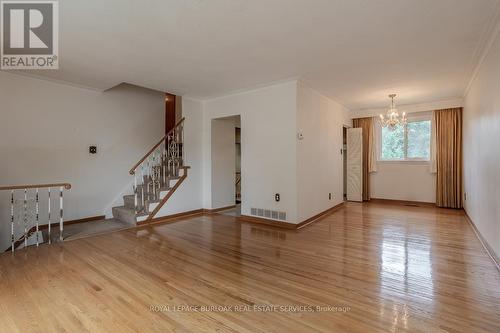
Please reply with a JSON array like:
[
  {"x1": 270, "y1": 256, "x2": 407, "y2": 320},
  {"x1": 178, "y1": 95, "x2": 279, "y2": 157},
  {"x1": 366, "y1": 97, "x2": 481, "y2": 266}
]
[
  {"x1": 129, "y1": 117, "x2": 185, "y2": 215},
  {"x1": 0, "y1": 183, "x2": 71, "y2": 252}
]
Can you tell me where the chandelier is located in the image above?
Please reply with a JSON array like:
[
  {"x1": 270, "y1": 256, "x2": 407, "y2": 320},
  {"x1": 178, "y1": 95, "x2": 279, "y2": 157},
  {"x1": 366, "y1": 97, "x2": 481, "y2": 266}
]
[{"x1": 379, "y1": 94, "x2": 407, "y2": 130}]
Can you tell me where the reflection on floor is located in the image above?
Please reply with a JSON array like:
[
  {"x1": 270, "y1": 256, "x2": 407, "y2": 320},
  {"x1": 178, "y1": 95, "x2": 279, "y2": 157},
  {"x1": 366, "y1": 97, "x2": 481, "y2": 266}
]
[
  {"x1": 62, "y1": 219, "x2": 133, "y2": 241},
  {"x1": 218, "y1": 204, "x2": 241, "y2": 217},
  {"x1": 1, "y1": 202, "x2": 499, "y2": 332}
]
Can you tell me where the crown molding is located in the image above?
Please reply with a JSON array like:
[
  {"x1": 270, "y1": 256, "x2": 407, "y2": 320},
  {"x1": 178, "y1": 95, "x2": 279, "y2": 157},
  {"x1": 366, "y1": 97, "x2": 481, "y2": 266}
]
[
  {"x1": 463, "y1": 1, "x2": 500, "y2": 97},
  {"x1": 0, "y1": 70, "x2": 105, "y2": 92},
  {"x1": 191, "y1": 76, "x2": 300, "y2": 102},
  {"x1": 351, "y1": 97, "x2": 463, "y2": 119}
]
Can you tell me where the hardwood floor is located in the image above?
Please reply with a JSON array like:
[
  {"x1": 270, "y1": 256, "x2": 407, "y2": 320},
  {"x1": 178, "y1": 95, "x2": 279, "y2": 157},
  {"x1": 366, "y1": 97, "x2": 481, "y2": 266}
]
[{"x1": 0, "y1": 202, "x2": 499, "y2": 332}]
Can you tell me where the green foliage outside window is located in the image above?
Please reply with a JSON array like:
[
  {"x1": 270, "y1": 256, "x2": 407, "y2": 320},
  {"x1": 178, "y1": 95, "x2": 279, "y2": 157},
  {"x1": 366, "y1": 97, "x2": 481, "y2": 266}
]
[
  {"x1": 381, "y1": 124, "x2": 404, "y2": 159},
  {"x1": 407, "y1": 121, "x2": 431, "y2": 159},
  {"x1": 381, "y1": 120, "x2": 431, "y2": 160}
]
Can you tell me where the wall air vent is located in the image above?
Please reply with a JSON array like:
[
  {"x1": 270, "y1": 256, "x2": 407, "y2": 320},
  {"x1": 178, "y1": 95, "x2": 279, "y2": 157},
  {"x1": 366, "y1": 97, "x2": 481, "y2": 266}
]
[{"x1": 250, "y1": 208, "x2": 287, "y2": 221}]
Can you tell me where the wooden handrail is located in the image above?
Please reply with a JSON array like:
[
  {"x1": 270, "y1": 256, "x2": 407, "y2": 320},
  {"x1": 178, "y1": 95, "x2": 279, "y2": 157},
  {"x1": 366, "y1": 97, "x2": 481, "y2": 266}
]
[
  {"x1": 0, "y1": 183, "x2": 72, "y2": 191},
  {"x1": 129, "y1": 117, "x2": 185, "y2": 175}
]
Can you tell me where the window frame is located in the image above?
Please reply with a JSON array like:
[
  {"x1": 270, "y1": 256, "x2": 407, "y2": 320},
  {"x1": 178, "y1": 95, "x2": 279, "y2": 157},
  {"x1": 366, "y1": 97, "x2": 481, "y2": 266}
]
[{"x1": 378, "y1": 113, "x2": 432, "y2": 163}]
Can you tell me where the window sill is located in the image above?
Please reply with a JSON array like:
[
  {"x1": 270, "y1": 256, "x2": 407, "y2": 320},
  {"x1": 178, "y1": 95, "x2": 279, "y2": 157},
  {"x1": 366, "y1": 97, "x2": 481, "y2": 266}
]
[{"x1": 377, "y1": 160, "x2": 430, "y2": 165}]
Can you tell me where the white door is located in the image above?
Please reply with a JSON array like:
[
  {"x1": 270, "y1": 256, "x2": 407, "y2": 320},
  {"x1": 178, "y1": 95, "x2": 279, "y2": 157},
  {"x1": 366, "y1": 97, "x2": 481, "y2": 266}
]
[{"x1": 347, "y1": 128, "x2": 363, "y2": 202}]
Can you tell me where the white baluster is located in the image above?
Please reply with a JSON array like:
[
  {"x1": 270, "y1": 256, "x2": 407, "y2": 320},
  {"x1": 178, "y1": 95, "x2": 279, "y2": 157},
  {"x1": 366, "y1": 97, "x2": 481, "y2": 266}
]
[
  {"x1": 147, "y1": 155, "x2": 151, "y2": 180},
  {"x1": 35, "y1": 188, "x2": 39, "y2": 247},
  {"x1": 48, "y1": 188, "x2": 51, "y2": 244},
  {"x1": 146, "y1": 156, "x2": 151, "y2": 203},
  {"x1": 10, "y1": 190, "x2": 14, "y2": 252},
  {"x1": 154, "y1": 151, "x2": 157, "y2": 195},
  {"x1": 172, "y1": 128, "x2": 176, "y2": 176},
  {"x1": 141, "y1": 164, "x2": 145, "y2": 212},
  {"x1": 59, "y1": 186, "x2": 63, "y2": 242},
  {"x1": 23, "y1": 189, "x2": 27, "y2": 249},
  {"x1": 167, "y1": 135, "x2": 172, "y2": 179},
  {"x1": 175, "y1": 126, "x2": 179, "y2": 176},
  {"x1": 134, "y1": 171, "x2": 138, "y2": 214},
  {"x1": 162, "y1": 141, "x2": 166, "y2": 187},
  {"x1": 151, "y1": 154, "x2": 156, "y2": 199}
]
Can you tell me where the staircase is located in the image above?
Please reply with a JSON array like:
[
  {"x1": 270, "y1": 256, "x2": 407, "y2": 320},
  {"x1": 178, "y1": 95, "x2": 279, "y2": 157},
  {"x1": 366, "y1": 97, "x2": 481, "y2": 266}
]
[
  {"x1": 1, "y1": 119, "x2": 189, "y2": 253},
  {"x1": 112, "y1": 117, "x2": 190, "y2": 225}
]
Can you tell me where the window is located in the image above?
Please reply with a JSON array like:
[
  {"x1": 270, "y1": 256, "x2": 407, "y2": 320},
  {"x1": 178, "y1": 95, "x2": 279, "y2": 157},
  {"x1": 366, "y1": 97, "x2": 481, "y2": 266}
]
[{"x1": 380, "y1": 118, "x2": 431, "y2": 161}]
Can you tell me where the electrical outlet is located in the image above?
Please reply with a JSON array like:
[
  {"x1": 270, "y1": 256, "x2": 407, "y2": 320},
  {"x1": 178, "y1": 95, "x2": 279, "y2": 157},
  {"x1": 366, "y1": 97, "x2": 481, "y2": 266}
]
[
  {"x1": 275, "y1": 193, "x2": 280, "y2": 202},
  {"x1": 329, "y1": 193, "x2": 332, "y2": 200},
  {"x1": 89, "y1": 146, "x2": 97, "y2": 154}
]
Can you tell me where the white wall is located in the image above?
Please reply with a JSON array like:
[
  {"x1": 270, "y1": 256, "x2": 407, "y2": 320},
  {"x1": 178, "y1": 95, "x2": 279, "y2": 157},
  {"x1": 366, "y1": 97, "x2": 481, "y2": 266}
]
[
  {"x1": 370, "y1": 162, "x2": 436, "y2": 202},
  {"x1": 0, "y1": 72, "x2": 165, "y2": 250},
  {"x1": 296, "y1": 82, "x2": 351, "y2": 221},
  {"x1": 203, "y1": 80, "x2": 351, "y2": 224},
  {"x1": 353, "y1": 100, "x2": 463, "y2": 203},
  {"x1": 203, "y1": 81, "x2": 298, "y2": 222},
  {"x1": 211, "y1": 118, "x2": 236, "y2": 209},
  {"x1": 463, "y1": 28, "x2": 500, "y2": 258}
]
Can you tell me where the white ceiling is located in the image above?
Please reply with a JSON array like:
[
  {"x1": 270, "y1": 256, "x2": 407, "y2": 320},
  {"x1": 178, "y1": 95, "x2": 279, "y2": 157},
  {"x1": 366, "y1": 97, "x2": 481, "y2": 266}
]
[{"x1": 21, "y1": 0, "x2": 500, "y2": 109}]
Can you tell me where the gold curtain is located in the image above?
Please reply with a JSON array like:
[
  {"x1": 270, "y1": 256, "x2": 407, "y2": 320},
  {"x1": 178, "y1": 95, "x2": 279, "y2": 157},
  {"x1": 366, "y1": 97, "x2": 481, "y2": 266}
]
[
  {"x1": 352, "y1": 117, "x2": 373, "y2": 201},
  {"x1": 435, "y1": 108, "x2": 463, "y2": 208}
]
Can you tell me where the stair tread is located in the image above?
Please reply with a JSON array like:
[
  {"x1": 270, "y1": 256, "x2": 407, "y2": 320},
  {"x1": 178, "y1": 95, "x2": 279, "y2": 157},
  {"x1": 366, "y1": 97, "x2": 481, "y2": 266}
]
[
  {"x1": 113, "y1": 206, "x2": 134, "y2": 212},
  {"x1": 113, "y1": 206, "x2": 151, "y2": 215},
  {"x1": 114, "y1": 165, "x2": 190, "y2": 225}
]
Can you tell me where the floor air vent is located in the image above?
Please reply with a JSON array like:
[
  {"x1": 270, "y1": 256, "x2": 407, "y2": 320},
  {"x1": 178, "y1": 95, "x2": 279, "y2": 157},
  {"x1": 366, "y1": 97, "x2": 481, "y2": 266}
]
[{"x1": 251, "y1": 208, "x2": 287, "y2": 221}]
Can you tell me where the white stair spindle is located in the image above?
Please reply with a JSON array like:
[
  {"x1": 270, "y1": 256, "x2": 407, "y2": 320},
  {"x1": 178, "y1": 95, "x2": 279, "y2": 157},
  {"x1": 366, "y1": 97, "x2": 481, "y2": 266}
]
[
  {"x1": 134, "y1": 171, "x2": 138, "y2": 214},
  {"x1": 152, "y1": 152, "x2": 156, "y2": 198},
  {"x1": 10, "y1": 190, "x2": 14, "y2": 252},
  {"x1": 146, "y1": 156, "x2": 150, "y2": 203},
  {"x1": 162, "y1": 142, "x2": 166, "y2": 186},
  {"x1": 167, "y1": 134, "x2": 171, "y2": 177},
  {"x1": 154, "y1": 151, "x2": 158, "y2": 198},
  {"x1": 48, "y1": 188, "x2": 51, "y2": 244},
  {"x1": 59, "y1": 186, "x2": 63, "y2": 242},
  {"x1": 147, "y1": 155, "x2": 151, "y2": 180},
  {"x1": 24, "y1": 189, "x2": 28, "y2": 249},
  {"x1": 35, "y1": 188, "x2": 39, "y2": 247},
  {"x1": 141, "y1": 164, "x2": 145, "y2": 212}
]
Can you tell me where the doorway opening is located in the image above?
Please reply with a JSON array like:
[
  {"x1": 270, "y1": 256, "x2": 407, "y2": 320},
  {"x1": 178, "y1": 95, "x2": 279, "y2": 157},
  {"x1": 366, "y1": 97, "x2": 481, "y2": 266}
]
[
  {"x1": 165, "y1": 93, "x2": 181, "y2": 134},
  {"x1": 211, "y1": 115, "x2": 242, "y2": 217}
]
